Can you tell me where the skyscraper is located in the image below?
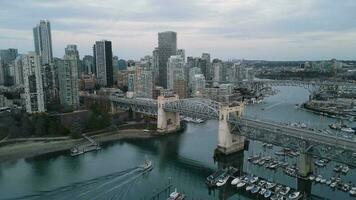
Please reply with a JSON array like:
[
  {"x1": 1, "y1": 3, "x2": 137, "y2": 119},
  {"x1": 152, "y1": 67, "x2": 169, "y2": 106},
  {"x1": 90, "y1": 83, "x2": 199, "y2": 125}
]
[
  {"x1": 65, "y1": 44, "x2": 79, "y2": 59},
  {"x1": 94, "y1": 40, "x2": 113, "y2": 87},
  {"x1": 23, "y1": 52, "x2": 45, "y2": 113},
  {"x1": 58, "y1": 53, "x2": 79, "y2": 110},
  {"x1": 33, "y1": 20, "x2": 53, "y2": 65},
  {"x1": 158, "y1": 31, "x2": 177, "y2": 88},
  {"x1": 167, "y1": 55, "x2": 185, "y2": 90},
  {"x1": 83, "y1": 55, "x2": 94, "y2": 74}
]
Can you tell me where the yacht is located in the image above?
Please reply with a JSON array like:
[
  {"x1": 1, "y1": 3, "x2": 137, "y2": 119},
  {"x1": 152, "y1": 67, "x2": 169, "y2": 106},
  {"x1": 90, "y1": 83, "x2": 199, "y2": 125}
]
[
  {"x1": 231, "y1": 177, "x2": 241, "y2": 185},
  {"x1": 279, "y1": 186, "x2": 291, "y2": 195},
  {"x1": 236, "y1": 180, "x2": 246, "y2": 188},
  {"x1": 341, "y1": 166, "x2": 349, "y2": 174},
  {"x1": 167, "y1": 189, "x2": 185, "y2": 200},
  {"x1": 259, "y1": 188, "x2": 266, "y2": 195},
  {"x1": 264, "y1": 190, "x2": 272, "y2": 198},
  {"x1": 250, "y1": 176, "x2": 259, "y2": 183},
  {"x1": 216, "y1": 174, "x2": 230, "y2": 187},
  {"x1": 251, "y1": 185, "x2": 260, "y2": 194},
  {"x1": 246, "y1": 184, "x2": 254, "y2": 191},
  {"x1": 308, "y1": 175, "x2": 315, "y2": 181},
  {"x1": 341, "y1": 127, "x2": 355, "y2": 133},
  {"x1": 288, "y1": 191, "x2": 302, "y2": 199}
]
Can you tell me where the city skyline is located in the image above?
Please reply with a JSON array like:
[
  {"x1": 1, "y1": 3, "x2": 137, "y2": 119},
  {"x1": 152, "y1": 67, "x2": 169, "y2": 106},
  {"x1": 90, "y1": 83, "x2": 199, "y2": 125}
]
[{"x1": 1, "y1": 0, "x2": 356, "y2": 61}]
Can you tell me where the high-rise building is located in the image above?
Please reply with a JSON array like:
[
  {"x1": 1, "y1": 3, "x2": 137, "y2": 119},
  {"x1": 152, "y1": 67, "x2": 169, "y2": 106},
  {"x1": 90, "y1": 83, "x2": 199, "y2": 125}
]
[
  {"x1": 0, "y1": 49, "x2": 18, "y2": 86},
  {"x1": 167, "y1": 55, "x2": 185, "y2": 90},
  {"x1": 14, "y1": 55, "x2": 24, "y2": 86},
  {"x1": 158, "y1": 31, "x2": 177, "y2": 88},
  {"x1": 213, "y1": 59, "x2": 223, "y2": 84},
  {"x1": 83, "y1": 55, "x2": 94, "y2": 74},
  {"x1": 152, "y1": 48, "x2": 159, "y2": 85},
  {"x1": 94, "y1": 40, "x2": 113, "y2": 87},
  {"x1": 201, "y1": 53, "x2": 211, "y2": 80},
  {"x1": 113, "y1": 56, "x2": 119, "y2": 84},
  {"x1": 33, "y1": 20, "x2": 53, "y2": 65},
  {"x1": 58, "y1": 53, "x2": 79, "y2": 109},
  {"x1": 65, "y1": 45, "x2": 79, "y2": 59},
  {"x1": 192, "y1": 74, "x2": 205, "y2": 97},
  {"x1": 134, "y1": 64, "x2": 154, "y2": 98},
  {"x1": 0, "y1": 49, "x2": 18, "y2": 65},
  {"x1": 177, "y1": 49, "x2": 185, "y2": 62},
  {"x1": 118, "y1": 59, "x2": 127, "y2": 71},
  {"x1": 23, "y1": 52, "x2": 46, "y2": 113}
]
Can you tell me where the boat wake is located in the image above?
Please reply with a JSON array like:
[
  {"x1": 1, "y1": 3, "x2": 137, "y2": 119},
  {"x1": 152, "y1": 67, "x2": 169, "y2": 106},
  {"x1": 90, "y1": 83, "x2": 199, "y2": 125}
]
[{"x1": 4, "y1": 166, "x2": 151, "y2": 200}]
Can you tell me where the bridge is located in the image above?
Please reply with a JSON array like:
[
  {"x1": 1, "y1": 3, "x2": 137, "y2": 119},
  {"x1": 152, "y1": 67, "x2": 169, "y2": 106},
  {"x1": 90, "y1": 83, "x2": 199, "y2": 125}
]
[
  {"x1": 82, "y1": 94, "x2": 356, "y2": 176},
  {"x1": 239, "y1": 79, "x2": 356, "y2": 94}
]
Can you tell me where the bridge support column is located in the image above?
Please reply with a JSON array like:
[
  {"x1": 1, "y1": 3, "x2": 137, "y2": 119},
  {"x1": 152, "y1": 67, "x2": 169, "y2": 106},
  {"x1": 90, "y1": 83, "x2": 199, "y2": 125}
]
[
  {"x1": 297, "y1": 152, "x2": 313, "y2": 177},
  {"x1": 157, "y1": 95, "x2": 180, "y2": 134},
  {"x1": 216, "y1": 103, "x2": 245, "y2": 155}
]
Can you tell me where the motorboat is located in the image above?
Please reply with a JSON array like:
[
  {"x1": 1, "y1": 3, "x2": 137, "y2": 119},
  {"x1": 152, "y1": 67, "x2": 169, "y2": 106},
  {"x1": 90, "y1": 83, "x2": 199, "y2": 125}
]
[
  {"x1": 266, "y1": 182, "x2": 276, "y2": 189},
  {"x1": 315, "y1": 175, "x2": 322, "y2": 182},
  {"x1": 274, "y1": 185, "x2": 283, "y2": 193},
  {"x1": 308, "y1": 175, "x2": 315, "y2": 181},
  {"x1": 216, "y1": 174, "x2": 230, "y2": 187},
  {"x1": 140, "y1": 159, "x2": 153, "y2": 172},
  {"x1": 314, "y1": 160, "x2": 326, "y2": 167},
  {"x1": 236, "y1": 180, "x2": 246, "y2": 189},
  {"x1": 167, "y1": 189, "x2": 185, "y2": 200},
  {"x1": 250, "y1": 176, "x2": 259, "y2": 183},
  {"x1": 330, "y1": 182, "x2": 337, "y2": 188},
  {"x1": 342, "y1": 183, "x2": 351, "y2": 192},
  {"x1": 246, "y1": 184, "x2": 254, "y2": 191},
  {"x1": 333, "y1": 165, "x2": 342, "y2": 172},
  {"x1": 288, "y1": 191, "x2": 302, "y2": 200},
  {"x1": 259, "y1": 188, "x2": 266, "y2": 195},
  {"x1": 341, "y1": 166, "x2": 349, "y2": 174},
  {"x1": 270, "y1": 194, "x2": 279, "y2": 200},
  {"x1": 326, "y1": 180, "x2": 332, "y2": 185},
  {"x1": 341, "y1": 127, "x2": 355, "y2": 133},
  {"x1": 231, "y1": 177, "x2": 240, "y2": 185},
  {"x1": 251, "y1": 185, "x2": 260, "y2": 194},
  {"x1": 350, "y1": 187, "x2": 356, "y2": 196},
  {"x1": 264, "y1": 190, "x2": 272, "y2": 198},
  {"x1": 320, "y1": 178, "x2": 326, "y2": 184},
  {"x1": 279, "y1": 186, "x2": 291, "y2": 195}
]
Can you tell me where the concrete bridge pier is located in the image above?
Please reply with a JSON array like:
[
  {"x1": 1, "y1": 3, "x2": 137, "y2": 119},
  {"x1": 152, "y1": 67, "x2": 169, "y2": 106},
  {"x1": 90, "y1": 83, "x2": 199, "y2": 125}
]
[
  {"x1": 157, "y1": 95, "x2": 180, "y2": 134},
  {"x1": 216, "y1": 103, "x2": 245, "y2": 155},
  {"x1": 297, "y1": 151, "x2": 313, "y2": 177}
]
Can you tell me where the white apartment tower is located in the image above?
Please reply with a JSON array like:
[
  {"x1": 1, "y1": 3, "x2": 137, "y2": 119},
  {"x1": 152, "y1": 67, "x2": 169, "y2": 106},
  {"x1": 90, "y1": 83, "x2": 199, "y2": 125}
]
[{"x1": 23, "y1": 52, "x2": 46, "y2": 113}]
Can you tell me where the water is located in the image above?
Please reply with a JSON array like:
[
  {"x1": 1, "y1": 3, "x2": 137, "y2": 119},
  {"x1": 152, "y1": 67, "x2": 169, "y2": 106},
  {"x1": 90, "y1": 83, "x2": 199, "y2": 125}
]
[{"x1": 0, "y1": 86, "x2": 355, "y2": 200}]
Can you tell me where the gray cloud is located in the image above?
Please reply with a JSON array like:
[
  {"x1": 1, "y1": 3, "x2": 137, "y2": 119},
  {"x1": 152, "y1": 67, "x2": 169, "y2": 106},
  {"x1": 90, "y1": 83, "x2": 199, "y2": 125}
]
[{"x1": 0, "y1": 0, "x2": 356, "y2": 60}]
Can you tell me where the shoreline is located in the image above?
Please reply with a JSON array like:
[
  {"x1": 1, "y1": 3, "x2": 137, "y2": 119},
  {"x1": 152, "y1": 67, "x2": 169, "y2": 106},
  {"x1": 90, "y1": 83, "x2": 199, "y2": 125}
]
[{"x1": 0, "y1": 129, "x2": 156, "y2": 163}]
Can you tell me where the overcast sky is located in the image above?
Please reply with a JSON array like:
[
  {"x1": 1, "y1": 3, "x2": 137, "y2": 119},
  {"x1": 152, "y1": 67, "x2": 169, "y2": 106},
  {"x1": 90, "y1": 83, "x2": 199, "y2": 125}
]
[{"x1": 1, "y1": 0, "x2": 356, "y2": 60}]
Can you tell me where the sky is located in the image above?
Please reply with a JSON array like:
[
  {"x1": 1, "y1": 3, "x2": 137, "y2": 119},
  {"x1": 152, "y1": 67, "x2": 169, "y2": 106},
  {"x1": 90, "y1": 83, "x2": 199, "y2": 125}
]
[{"x1": 1, "y1": 0, "x2": 356, "y2": 61}]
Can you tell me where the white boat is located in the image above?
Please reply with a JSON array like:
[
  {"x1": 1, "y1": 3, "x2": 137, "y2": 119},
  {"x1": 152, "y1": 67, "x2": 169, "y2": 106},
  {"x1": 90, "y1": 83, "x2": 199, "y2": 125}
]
[
  {"x1": 259, "y1": 188, "x2": 267, "y2": 195},
  {"x1": 246, "y1": 184, "x2": 254, "y2": 191},
  {"x1": 250, "y1": 176, "x2": 259, "y2": 183},
  {"x1": 216, "y1": 175, "x2": 229, "y2": 187},
  {"x1": 308, "y1": 175, "x2": 315, "y2": 181},
  {"x1": 264, "y1": 190, "x2": 272, "y2": 198},
  {"x1": 266, "y1": 182, "x2": 276, "y2": 189},
  {"x1": 342, "y1": 166, "x2": 349, "y2": 174},
  {"x1": 236, "y1": 181, "x2": 246, "y2": 188},
  {"x1": 167, "y1": 189, "x2": 185, "y2": 200},
  {"x1": 288, "y1": 191, "x2": 302, "y2": 199},
  {"x1": 140, "y1": 159, "x2": 153, "y2": 171},
  {"x1": 341, "y1": 127, "x2": 355, "y2": 133},
  {"x1": 315, "y1": 175, "x2": 322, "y2": 182},
  {"x1": 231, "y1": 177, "x2": 240, "y2": 185},
  {"x1": 279, "y1": 186, "x2": 291, "y2": 195},
  {"x1": 320, "y1": 178, "x2": 326, "y2": 184}
]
